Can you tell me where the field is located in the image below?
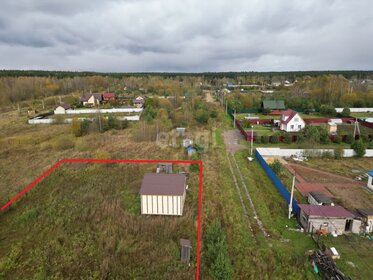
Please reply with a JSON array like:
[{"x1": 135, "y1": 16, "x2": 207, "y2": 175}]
[{"x1": 1, "y1": 106, "x2": 372, "y2": 279}]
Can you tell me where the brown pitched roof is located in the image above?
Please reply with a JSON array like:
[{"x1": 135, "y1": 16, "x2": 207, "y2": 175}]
[
  {"x1": 140, "y1": 173, "x2": 186, "y2": 196},
  {"x1": 356, "y1": 208, "x2": 373, "y2": 217},
  {"x1": 80, "y1": 93, "x2": 103, "y2": 102},
  {"x1": 299, "y1": 204, "x2": 354, "y2": 218},
  {"x1": 103, "y1": 92, "x2": 116, "y2": 99},
  {"x1": 57, "y1": 104, "x2": 71, "y2": 110}
]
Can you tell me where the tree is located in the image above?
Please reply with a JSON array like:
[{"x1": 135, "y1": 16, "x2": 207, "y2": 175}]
[
  {"x1": 283, "y1": 133, "x2": 291, "y2": 144},
  {"x1": 195, "y1": 109, "x2": 209, "y2": 124},
  {"x1": 270, "y1": 159, "x2": 283, "y2": 175},
  {"x1": 351, "y1": 140, "x2": 366, "y2": 157},
  {"x1": 319, "y1": 105, "x2": 336, "y2": 116},
  {"x1": 143, "y1": 104, "x2": 156, "y2": 122},
  {"x1": 341, "y1": 107, "x2": 351, "y2": 117}
]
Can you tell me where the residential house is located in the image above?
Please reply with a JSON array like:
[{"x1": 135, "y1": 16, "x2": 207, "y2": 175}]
[
  {"x1": 133, "y1": 96, "x2": 145, "y2": 108},
  {"x1": 54, "y1": 104, "x2": 71, "y2": 114},
  {"x1": 367, "y1": 169, "x2": 373, "y2": 191},
  {"x1": 102, "y1": 92, "x2": 116, "y2": 102},
  {"x1": 140, "y1": 173, "x2": 187, "y2": 216},
  {"x1": 261, "y1": 100, "x2": 286, "y2": 112},
  {"x1": 327, "y1": 121, "x2": 338, "y2": 135},
  {"x1": 80, "y1": 93, "x2": 103, "y2": 107},
  {"x1": 355, "y1": 208, "x2": 373, "y2": 233},
  {"x1": 280, "y1": 109, "x2": 305, "y2": 132},
  {"x1": 298, "y1": 204, "x2": 360, "y2": 234},
  {"x1": 308, "y1": 191, "x2": 334, "y2": 206}
]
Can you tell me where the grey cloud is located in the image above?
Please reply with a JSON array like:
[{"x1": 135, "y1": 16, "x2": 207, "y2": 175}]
[{"x1": 0, "y1": 0, "x2": 372, "y2": 71}]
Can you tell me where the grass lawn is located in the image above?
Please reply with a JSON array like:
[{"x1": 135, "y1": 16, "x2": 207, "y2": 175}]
[
  {"x1": 319, "y1": 234, "x2": 373, "y2": 280},
  {"x1": 0, "y1": 163, "x2": 198, "y2": 279},
  {"x1": 351, "y1": 112, "x2": 373, "y2": 118}
]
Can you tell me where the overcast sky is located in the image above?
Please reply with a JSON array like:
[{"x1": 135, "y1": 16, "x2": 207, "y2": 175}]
[{"x1": 0, "y1": 0, "x2": 372, "y2": 72}]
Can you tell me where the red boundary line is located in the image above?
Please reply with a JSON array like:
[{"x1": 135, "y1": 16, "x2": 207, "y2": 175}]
[{"x1": 0, "y1": 158, "x2": 203, "y2": 280}]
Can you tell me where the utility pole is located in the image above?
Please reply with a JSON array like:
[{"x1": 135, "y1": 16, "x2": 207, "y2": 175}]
[
  {"x1": 59, "y1": 96, "x2": 62, "y2": 104},
  {"x1": 353, "y1": 118, "x2": 360, "y2": 139},
  {"x1": 288, "y1": 174, "x2": 295, "y2": 219},
  {"x1": 250, "y1": 126, "x2": 254, "y2": 156},
  {"x1": 41, "y1": 99, "x2": 45, "y2": 110}
]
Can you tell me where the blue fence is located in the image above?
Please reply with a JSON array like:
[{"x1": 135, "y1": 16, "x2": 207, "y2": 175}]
[{"x1": 255, "y1": 150, "x2": 300, "y2": 215}]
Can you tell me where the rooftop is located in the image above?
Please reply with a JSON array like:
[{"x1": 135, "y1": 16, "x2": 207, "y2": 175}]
[
  {"x1": 309, "y1": 191, "x2": 334, "y2": 204},
  {"x1": 298, "y1": 204, "x2": 354, "y2": 218},
  {"x1": 356, "y1": 208, "x2": 373, "y2": 217},
  {"x1": 140, "y1": 173, "x2": 186, "y2": 196},
  {"x1": 368, "y1": 169, "x2": 373, "y2": 176}
]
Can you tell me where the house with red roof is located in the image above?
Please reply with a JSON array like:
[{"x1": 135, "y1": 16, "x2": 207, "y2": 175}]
[
  {"x1": 280, "y1": 109, "x2": 305, "y2": 132},
  {"x1": 102, "y1": 92, "x2": 116, "y2": 102}
]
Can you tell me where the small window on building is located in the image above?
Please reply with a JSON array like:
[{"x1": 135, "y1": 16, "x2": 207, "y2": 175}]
[
  {"x1": 298, "y1": 125, "x2": 301, "y2": 129},
  {"x1": 291, "y1": 125, "x2": 294, "y2": 129}
]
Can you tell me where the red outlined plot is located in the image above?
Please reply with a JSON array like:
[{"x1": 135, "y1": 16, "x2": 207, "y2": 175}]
[{"x1": 0, "y1": 158, "x2": 203, "y2": 280}]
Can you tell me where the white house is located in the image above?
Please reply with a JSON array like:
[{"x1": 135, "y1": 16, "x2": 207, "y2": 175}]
[
  {"x1": 133, "y1": 96, "x2": 145, "y2": 108},
  {"x1": 54, "y1": 104, "x2": 71, "y2": 114},
  {"x1": 140, "y1": 173, "x2": 187, "y2": 216},
  {"x1": 280, "y1": 109, "x2": 305, "y2": 132},
  {"x1": 80, "y1": 93, "x2": 103, "y2": 107},
  {"x1": 367, "y1": 169, "x2": 373, "y2": 191}
]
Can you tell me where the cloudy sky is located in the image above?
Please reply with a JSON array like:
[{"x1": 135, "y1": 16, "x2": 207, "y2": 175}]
[{"x1": 0, "y1": 0, "x2": 372, "y2": 72}]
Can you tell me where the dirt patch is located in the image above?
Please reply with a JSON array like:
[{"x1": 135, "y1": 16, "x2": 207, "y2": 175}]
[
  {"x1": 327, "y1": 186, "x2": 373, "y2": 209},
  {"x1": 223, "y1": 130, "x2": 247, "y2": 153}
]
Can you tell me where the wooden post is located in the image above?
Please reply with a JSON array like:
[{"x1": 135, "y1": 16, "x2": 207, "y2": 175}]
[
  {"x1": 250, "y1": 126, "x2": 254, "y2": 156},
  {"x1": 233, "y1": 109, "x2": 236, "y2": 128}
]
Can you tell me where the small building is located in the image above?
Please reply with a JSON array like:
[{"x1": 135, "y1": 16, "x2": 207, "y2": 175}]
[
  {"x1": 140, "y1": 173, "x2": 187, "y2": 216},
  {"x1": 180, "y1": 238, "x2": 192, "y2": 262},
  {"x1": 54, "y1": 104, "x2": 71, "y2": 114},
  {"x1": 176, "y1": 127, "x2": 186, "y2": 137},
  {"x1": 103, "y1": 92, "x2": 116, "y2": 102},
  {"x1": 157, "y1": 163, "x2": 173, "y2": 174},
  {"x1": 327, "y1": 121, "x2": 338, "y2": 135},
  {"x1": 280, "y1": 109, "x2": 305, "y2": 132},
  {"x1": 355, "y1": 209, "x2": 373, "y2": 233},
  {"x1": 367, "y1": 169, "x2": 373, "y2": 191},
  {"x1": 133, "y1": 96, "x2": 145, "y2": 108},
  {"x1": 308, "y1": 191, "x2": 334, "y2": 206},
  {"x1": 261, "y1": 100, "x2": 286, "y2": 111},
  {"x1": 80, "y1": 93, "x2": 103, "y2": 107},
  {"x1": 298, "y1": 204, "x2": 357, "y2": 235},
  {"x1": 226, "y1": 81, "x2": 234, "y2": 87}
]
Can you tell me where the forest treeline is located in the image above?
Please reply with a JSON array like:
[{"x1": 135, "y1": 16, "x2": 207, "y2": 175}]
[{"x1": 0, "y1": 70, "x2": 373, "y2": 107}]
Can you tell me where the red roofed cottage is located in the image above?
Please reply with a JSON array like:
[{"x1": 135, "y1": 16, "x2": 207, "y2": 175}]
[{"x1": 280, "y1": 109, "x2": 305, "y2": 132}]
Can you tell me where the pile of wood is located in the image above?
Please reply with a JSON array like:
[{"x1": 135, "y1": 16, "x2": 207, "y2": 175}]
[{"x1": 312, "y1": 250, "x2": 351, "y2": 280}]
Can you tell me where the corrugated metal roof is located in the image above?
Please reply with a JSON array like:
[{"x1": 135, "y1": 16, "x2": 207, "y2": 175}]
[
  {"x1": 299, "y1": 204, "x2": 354, "y2": 218},
  {"x1": 140, "y1": 173, "x2": 186, "y2": 196},
  {"x1": 262, "y1": 100, "x2": 285, "y2": 110},
  {"x1": 309, "y1": 191, "x2": 333, "y2": 204},
  {"x1": 356, "y1": 208, "x2": 373, "y2": 217},
  {"x1": 180, "y1": 238, "x2": 192, "y2": 247}
]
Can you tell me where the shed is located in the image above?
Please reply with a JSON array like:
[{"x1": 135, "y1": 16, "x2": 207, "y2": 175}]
[
  {"x1": 367, "y1": 169, "x2": 373, "y2": 191},
  {"x1": 176, "y1": 127, "x2": 186, "y2": 137},
  {"x1": 140, "y1": 173, "x2": 187, "y2": 216},
  {"x1": 54, "y1": 104, "x2": 71, "y2": 114},
  {"x1": 157, "y1": 163, "x2": 173, "y2": 174},
  {"x1": 183, "y1": 138, "x2": 193, "y2": 148},
  {"x1": 180, "y1": 239, "x2": 192, "y2": 262},
  {"x1": 356, "y1": 208, "x2": 373, "y2": 233},
  {"x1": 298, "y1": 204, "x2": 356, "y2": 234},
  {"x1": 308, "y1": 192, "x2": 334, "y2": 206}
]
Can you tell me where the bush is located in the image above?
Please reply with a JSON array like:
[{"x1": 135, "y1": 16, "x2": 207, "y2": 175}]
[
  {"x1": 270, "y1": 159, "x2": 283, "y2": 175},
  {"x1": 333, "y1": 135, "x2": 342, "y2": 144},
  {"x1": 54, "y1": 137, "x2": 74, "y2": 150},
  {"x1": 351, "y1": 140, "x2": 366, "y2": 157},
  {"x1": 283, "y1": 133, "x2": 291, "y2": 144},
  {"x1": 195, "y1": 109, "x2": 210, "y2": 124},
  {"x1": 320, "y1": 105, "x2": 336, "y2": 116},
  {"x1": 262, "y1": 136, "x2": 269, "y2": 144},
  {"x1": 368, "y1": 140, "x2": 373, "y2": 149},
  {"x1": 345, "y1": 134, "x2": 354, "y2": 144},
  {"x1": 271, "y1": 135, "x2": 279, "y2": 144},
  {"x1": 321, "y1": 151, "x2": 333, "y2": 159},
  {"x1": 71, "y1": 118, "x2": 83, "y2": 137},
  {"x1": 341, "y1": 107, "x2": 351, "y2": 117},
  {"x1": 334, "y1": 147, "x2": 344, "y2": 159},
  {"x1": 255, "y1": 137, "x2": 261, "y2": 144},
  {"x1": 189, "y1": 154, "x2": 200, "y2": 172}
]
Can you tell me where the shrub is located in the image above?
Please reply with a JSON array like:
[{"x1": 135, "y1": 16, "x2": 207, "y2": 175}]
[
  {"x1": 54, "y1": 137, "x2": 74, "y2": 150},
  {"x1": 283, "y1": 133, "x2": 291, "y2": 144},
  {"x1": 71, "y1": 118, "x2": 83, "y2": 137},
  {"x1": 262, "y1": 136, "x2": 269, "y2": 144},
  {"x1": 341, "y1": 107, "x2": 351, "y2": 117},
  {"x1": 321, "y1": 151, "x2": 333, "y2": 159},
  {"x1": 351, "y1": 140, "x2": 366, "y2": 157},
  {"x1": 271, "y1": 135, "x2": 279, "y2": 144},
  {"x1": 255, "y1": 137, "x2": 261, "y2": 144},
  {"x1": 333, "y1": 135, "x2": 341, "y2": 144},
  {"x1": 189, "y1": 154, "x2": 200, "y2": 172},
  {"x1": 345, "y1": 134, "x2": 354, "y2": 144},
  {"x1": 195, "y1": 109, "x2": 210, "y2": 124},
  {"x1": 334, "y1": 147, "x2": 344, "y2": 159},
  {"x1": 320, "y1": 105, "x2": 336, "y2": 116},
  {"x1": 368, "y1": 140, "x2": 373, "y2": 149},
  {"x1": 270, "y1": 159, "x2": 283, "y2": 175}
]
